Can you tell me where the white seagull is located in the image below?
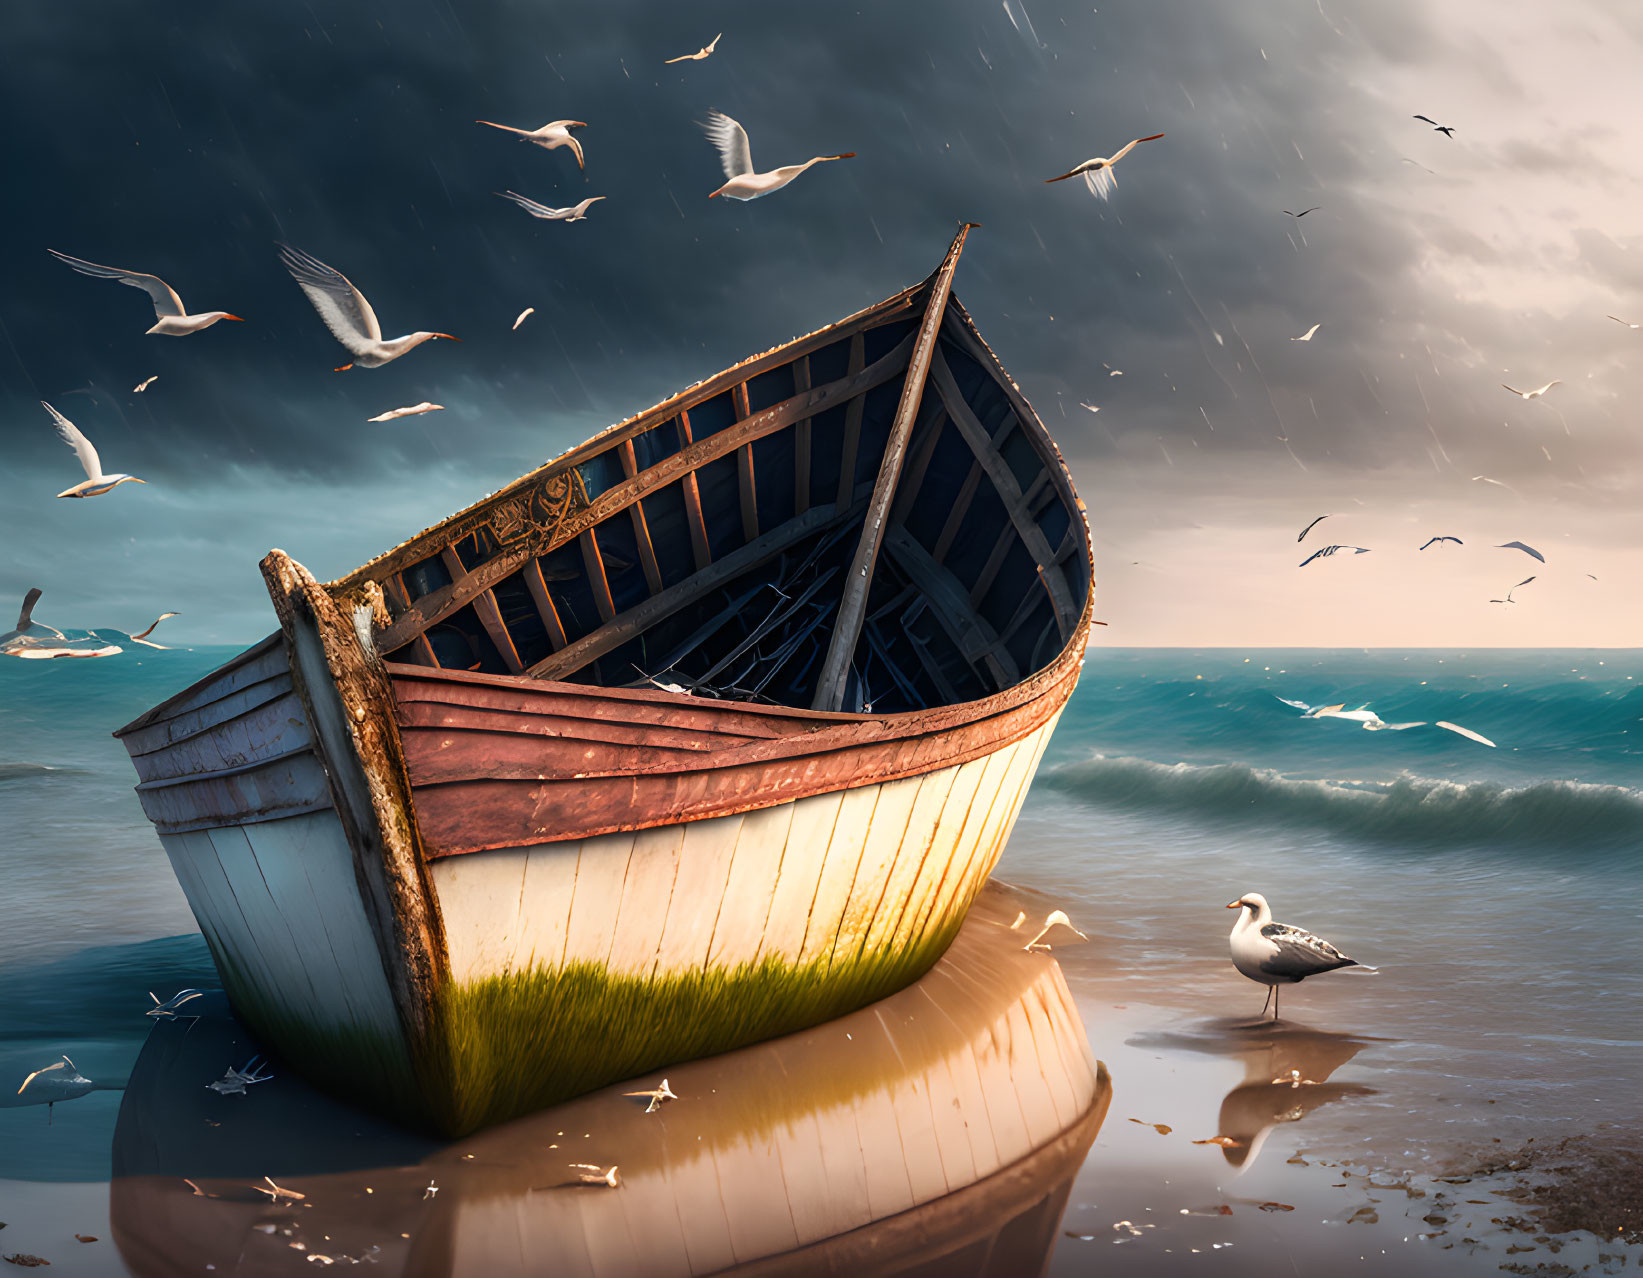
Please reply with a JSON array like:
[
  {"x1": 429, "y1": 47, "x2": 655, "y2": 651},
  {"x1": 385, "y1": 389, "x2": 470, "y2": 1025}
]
[
  {"x1": 496, "y1": 191, "x2": 606, "y2": 222},
  {"x1": 129, "y1": 611, "x2": 180, "y2": 648},
  {"x1": 15, "y1": 1055, "x2": 97, "y2": 1119},
  {"x1": 1022, "y1": 909, "x2": 1089, "y2": 952},
  {"x1": 700, "y1": 110, "x2": 855, "y2": 201},
  {"x1": 134, "y1": 375, "x2": 158, "y2": 393},
  {"x1": 513, "y1": 307, "x2": 535, "y2": 330},
  {"x1": 1435, "y1": 720, "x2": 1497, "y2": 747},
  {"x1": 206, "y1": 1057, "x2": 273, "y2": 1096},
  {"x1": 44, "y1": 401, "x2": 146, "y2": 498},
  {"x1": 1, "y1": 588, "x2": 122, "y2": 660},
  {"x1": 569, "y1": 1163, "x2": 621, "y2": 1188},
  {"x1": 1273, "y1": 697, "x2": 1421, "y2": 731},
  {"x1": 1290, "y1": 323, "x2": 1321, "y2": 342},
  {"x1": 1044, "y1": 132, "x2": 1166, "y2": 200},
  {"x1": 1502, "y1": 380, "x2": 1560, "y2": 399},
  {"x1": 475, "y1": 118, "x2": 587, "y2": 168},
  {"x1": 1227, "y1": 893, "x2": 1363, "y2": 1019},
  {"x1": 623, "y1": 1078, "x2": 678, "y2": 1114},
  {"x1": 147, "y1": 988, "x2": 206, "y2": 1020},
  {"x1": 666, "y1": 33, "x2": 721, "y2": 63},
  {"x1": 1607, "y1": 315, "x2": 1640, "y2": 329},
  {"x1": 279, "y1": 244, "x2": 460, "y2": 371},
  {"x1": 367, "y1": 402, "x2": 445, "y2": 423},
  {"x1": 48, "y1": 249, "x2": 244, "y2": 336}
]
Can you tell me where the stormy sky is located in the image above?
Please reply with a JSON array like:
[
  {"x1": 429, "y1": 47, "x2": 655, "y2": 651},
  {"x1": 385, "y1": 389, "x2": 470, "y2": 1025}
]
[{"x1": 1, "y1": 0, "x2": 1638, "y2": 646}]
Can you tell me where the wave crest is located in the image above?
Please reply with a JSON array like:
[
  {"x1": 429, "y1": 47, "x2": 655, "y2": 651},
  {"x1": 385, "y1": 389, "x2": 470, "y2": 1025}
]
[{"x1": 1042, "y1": 755, "x2": 1643, "y2": 850}]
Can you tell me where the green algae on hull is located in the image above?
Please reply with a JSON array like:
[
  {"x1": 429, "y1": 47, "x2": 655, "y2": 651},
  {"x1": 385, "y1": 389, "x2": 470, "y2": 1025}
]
[{"x1": 426, "y1": 912, "x2": 970, "y2": 1137}]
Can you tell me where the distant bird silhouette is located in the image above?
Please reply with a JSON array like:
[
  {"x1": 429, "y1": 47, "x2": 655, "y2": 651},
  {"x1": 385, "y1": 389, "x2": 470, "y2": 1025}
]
[
  {"x1": 1419, "y1": 536, "x2": 1463, "y2": 550},
  {"x1": 1290, "y1": 323, "x2": 1321, "y2": 342},
  {"x1": 1283, "y1": 207, "x2": 1320, "y2": 218},
  {"x1": 1490, "y1": 575, "x2": 1536, "y2": 604},
  {"x1": 1297, "y1": 515, "x2": 1329, "y2": 542},
  {"x1": 666, "y1": 33, "x2": 721, "y2": 63},
  {"x1": 1607, "y1": 315, "x2": 1640, "y2": 329},
  {"x1": 1413, "y1": 115, "x2": 1455, "y2": 137},
  {"x1": 1044, "y1": 133, "x2": 1166, "y2": 200},
  {"x1": 1298, "y1": 544, "x2": 1370, "y2": 567},
  {"x1": 1502, "y1": 380, "x2": 1560, "y2": 400},
  {"x1": 1496, "y1": 541, "x2": 1546, "y2": 563}
]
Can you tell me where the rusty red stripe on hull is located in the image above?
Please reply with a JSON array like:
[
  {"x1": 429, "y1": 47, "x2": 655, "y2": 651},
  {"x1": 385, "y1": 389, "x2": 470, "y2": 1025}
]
[{"x1": 391, "y1": 651, "x2": 1081, "y2": 856}]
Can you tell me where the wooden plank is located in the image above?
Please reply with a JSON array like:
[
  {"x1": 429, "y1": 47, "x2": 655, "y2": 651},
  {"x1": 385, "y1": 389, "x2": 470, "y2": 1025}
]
[
  {"x1": 523, "y1": 498, "x2": 855, "y2": 682},
  {"x1": 792, "y1": 355, "x2": 812, "y2": 516},
  {"x1": 829, "y1": 773, "x2": 924, "y2": 971},
  {"x1": 834, "y1": 332, "x2": 868, "y2": 508},
  {"x1": 605, "y1": 825, "x2": 686, "y2": 976},
  {"x1": 969, "y1": 523, "x2": 1018, "y2": 609},
  {"x1": 371, "y1": 332, "x2": 918, "y2": 655},
  {"x1": 883, "y1": 526, "x2": 1017, "y2": 687},
  {"x1": 705, "y1": 801, "x2": 797, "y2": 969},
  {"x1": 813, "y1": 225, "x2": 976, "y2": 713},
  {"x1": 579, "y1": 529, "x2": 617, "y2": 623},
  {"x1": 798, "y1": 782, "x2": 882, "y2": 966},
  {"x1": 928, "y1": 348, "x2": 1079, "y2": 639},
  {"x1": 442, "y1": 548, "x2": 522, "y2": 672},
  {"x1": 559, "y1": 831, "x2": 637, "y2": 967},
  {"x1": 618, "y1": 441, "x2": 665, "y2": 595},
  {"x1": 429, "y1": 847, "x2": 529, "y2": 982},
  {"x1": 737, "y1": 445, "x2": 759, "y2": 543},
  {"x1": 522, "y1": 560, "x2": 569, "y2": 651},
  {"x1": 676, "y1": 411, "x2": 714, "y2": 572},
  {"x1": 757, "y1": 789, "x2": 847, "y2": 963},
  {"x1": 328, "y1": 287, "x2": 923, "y2": 595},
  {"x1": 510, "y1": 839, "x2": 582, "y2": 972},
  {"x1": 930, "y1": 461, "x2": 982, "y2": 564},
  {"x1": 889, "y1": 404, "x2": 947, "y2": 529},
  {"x1": 653, "y1": 813, "x2": 744, "y2": 974}
]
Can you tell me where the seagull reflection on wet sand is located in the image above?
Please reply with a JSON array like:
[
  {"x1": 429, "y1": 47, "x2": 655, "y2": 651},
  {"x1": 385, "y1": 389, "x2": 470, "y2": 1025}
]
[
  {"x1": 107, "y1": 889, "x2": 1112, "y2": 1277},
  {"x1": 1130, "y1": 1020, "x2": 1381, "y2": 1171}
]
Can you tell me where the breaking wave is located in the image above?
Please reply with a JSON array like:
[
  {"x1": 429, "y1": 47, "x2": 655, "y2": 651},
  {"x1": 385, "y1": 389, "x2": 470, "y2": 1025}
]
[
  {"x1": 0, "y1": 761, "x2": 75, "y2": 783},
  {"x1": 1042, "y1": 754, "x2": 1643, "y2": 851}
]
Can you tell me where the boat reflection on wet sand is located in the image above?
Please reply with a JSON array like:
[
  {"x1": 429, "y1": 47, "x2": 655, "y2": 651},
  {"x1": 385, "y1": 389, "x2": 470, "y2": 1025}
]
[
  {"x1": 1130, "y1": 1020, "x2": 1379, "y2": 1170},
  {"x1": 109, "y1": 886, "x2": 1110, "y2": 1276}
]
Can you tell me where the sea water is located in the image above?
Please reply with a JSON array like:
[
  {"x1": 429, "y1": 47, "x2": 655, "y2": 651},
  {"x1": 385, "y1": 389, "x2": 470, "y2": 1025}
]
[{"x1": 2, "y1": 646, "x2": 1638, "y2": 1271}]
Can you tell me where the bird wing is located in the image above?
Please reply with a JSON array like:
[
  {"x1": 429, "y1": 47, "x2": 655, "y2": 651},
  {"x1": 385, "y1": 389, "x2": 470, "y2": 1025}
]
[
  {"x1": 1496, "y1": 541, "x2": 1546, "y2": 563},
  {"x1": 1108, "y1": 132, "x2": 1166, "y2": 163},
  {"x1": 1298, "y1": 514, "x2": 1328, "y2": 542},
  {"x1": 1513, "y1": 575, "x2": 1537, "y2": 589},
  {"x1": 131, "y1": 612, "x2": 178, "y2": 641},
  {"x1": 705, "y1": 33, "x2": 722, "y2": 51},
  {"x1": 574, "y1": 196, "x2": 606, "y2": 215},
  {"x1": 475, "y1": 119, "x2": 531, "y2": 137},
  {"x1": 497, "y1": 190, "x2": 562, "y2": 218},
  {"x1": 17, "y1": 1058, "x2": 68, "y2": 1095},
  {"x1": 1258, "y1": 923, "x2": 1355, "y2": 977},
  {"x1": 1435, "y1": 720, "x2": 1497, "y2": 748},
  {"x1": 1413, "y1": 114, "x2": 1440, "y2": 126},
  {"x1": 1298, "y1": 544, "x2": 1341, "y2": 567},
  {"x1": 278, "y1": 244, "x2": 383, "y2": 352},
  {"x1": 48, "y1": 250, "x2": 185, "y2": 317},
  {"x1": 1533, "y1": 380, "x2": 1561, "y2": 396},
  {"x1": 1082, "y1": 166, "x2": 1117, "y2": 198},
  {"x1": 702, "y1": 111, "x2": 754, "y2": 179},
  {"x1": 17, "y1": 588, "x2": 44, "y2": 632},
  {"x1": 1502, "y1": 384, "x2": 1524, "y2": 396},
  {"x1": 1365, "y1": 719, "x2": 1426, "y2": 731},
  {"x1": 1274, "y1": 695, "x2": 1313, "y2": 711},
  {"x1": 43, "y1": 401, "x2": 103, "y2": 481}
]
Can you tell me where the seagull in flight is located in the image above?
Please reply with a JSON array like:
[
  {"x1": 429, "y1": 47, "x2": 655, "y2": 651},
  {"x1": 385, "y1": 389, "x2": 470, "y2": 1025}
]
[
  {"x1": 367, "y1": 402, "x2": 445, "y2": 423},
  {"x1": 43, "y1": 401, "x2": 146, "y2": 498},
  {"x1": 1436, "y1": 720, "x2": 1496, "y2": 747},
  {"x1": 1606, "y1": 315, "x2": 1640, "y2": 329},
  {"x1": 133, "y1": 375, "x2": 158, "y2": 393},
  {"x1": 48, "y1": 250, "x2": 244, "y2": 336},
  {"x1": 1273, "y1": 697, "x2": 1421, "y2": 731},
  {"x1": 1044, "y1": 133, "x2": 1165, "y2": 200},
  {"x1": 0, "y1": 588, "x2": 122, "y2": 660},
  {"x1": 1284, "y1": 207, "x2": 1321, "y2": 218},
  {"x1": 1413, "y1": 115, "x2": 1455, "y2": 137},
  {"x1": 1227, "y1": 893, "x2": 1363, "y2": 1019},
  {"x1": 279, "y1": 244, "x2": 459, "y2": 371},
  {"x1": 1419, "y1": 536, "x2": 1462, "y2": 550},
  {"x1": 513, "y1": 307, "x2": 535, "y2": 330},
  {"x1": 1298, "y1": 543, "x2": 1370, "y2": 567},
  {"x1": 700, "y1": 110, "x2": 855, "y2": 200},
  {"x1": 1502, "y1": 380, "x2": 1560, "y2": 399},
  {"x1": 1490, "y1": 575, "x2": 1536, "y2": 604},
  {"x1": 496, "y1": 191, "x2": 606, "y2": 222},
  {"x1": 1297, "y1": 515, "x2": 1329, "y2": 542},
  {"x1": 1290, "y1": 323, "x2": 1321, "y2": 342},
  {"x1": 129, "y1": 612, "x2": 180, "y2": 648},
  {"x1": 623, "y1": 1078, "x2": 678, "y2": 1114},
  {"x1": 666, "y1": 33, "x2": 721, "y2": 62},
  {"x1": 1496, "y1": 540, "x2": 1545, "y2": 563},
  {"x1": 474, "y1": 118, "x2": 587, "y2": 168}
]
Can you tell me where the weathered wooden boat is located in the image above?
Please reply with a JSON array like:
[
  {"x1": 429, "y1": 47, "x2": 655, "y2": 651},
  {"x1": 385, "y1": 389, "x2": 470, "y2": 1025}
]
[
  {"x1": 110, "y1": 890, "x2": 1110, "y2": 1277},
  {"x1": 113, "y1": 225, "x2": 1096, "y2": 1135}
]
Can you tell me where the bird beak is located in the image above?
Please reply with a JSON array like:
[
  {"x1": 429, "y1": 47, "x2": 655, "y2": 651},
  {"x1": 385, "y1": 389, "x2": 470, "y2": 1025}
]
[
  {"x1": 1225, "y1": 901, "x2": 1242, "y2": 909},
  {"x1": 224, "y1": 315, "x2": 246, "y2": 322},
  {"x1": 434, "y1": 334, "x2": 461, "y2": 342},
  {"x1": 334, "y1": 363, "x2": 354, "y2": 372},
  {"x1": 707, "y1": 190, "x2": 719, "y2": 198}
]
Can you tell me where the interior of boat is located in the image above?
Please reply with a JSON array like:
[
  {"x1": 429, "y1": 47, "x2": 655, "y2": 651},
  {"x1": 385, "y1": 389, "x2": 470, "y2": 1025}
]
[{"x1": 338, "y1": 259, "x2": 1090, "y2": 717}]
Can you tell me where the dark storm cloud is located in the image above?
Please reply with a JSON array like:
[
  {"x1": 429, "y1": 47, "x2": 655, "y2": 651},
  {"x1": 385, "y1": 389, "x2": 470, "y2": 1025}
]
[{"x1": 1, "y1": 0, "x2": 1637, "y2": 639}]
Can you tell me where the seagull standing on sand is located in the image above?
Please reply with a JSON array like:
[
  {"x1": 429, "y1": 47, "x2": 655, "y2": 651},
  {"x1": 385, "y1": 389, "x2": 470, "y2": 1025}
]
[
  {"x1": 700, "y1": 111, "x2": 855, "y2": 201},
  {"x1": 475, "y1": 118, "x2": 587, "y2": 168},
  {"x1": 1044, "y1": 133, "x2": 1166, "y2": 200},
  {"x1": 48, "y1": 250, "x2": 244, "y2": 336},
  {"x1": 496, "y1": 191, "x2": 606, "y2": 222},
  {"x1": 43, "y1": 401, "x2": 146, "y2": 498},
  {"x1": 1227, "y1": 893, "x2": 1362, "y2": 1019},
  {"x1": 1502, "y1": 380, "x2": 1560, "y2": 400},
  {"x1": 278, "y1": 245, "x2": 459, "y2": 371},
  {"x1": 666, "y1": 33, "x2": 721, "y2": 62}
]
